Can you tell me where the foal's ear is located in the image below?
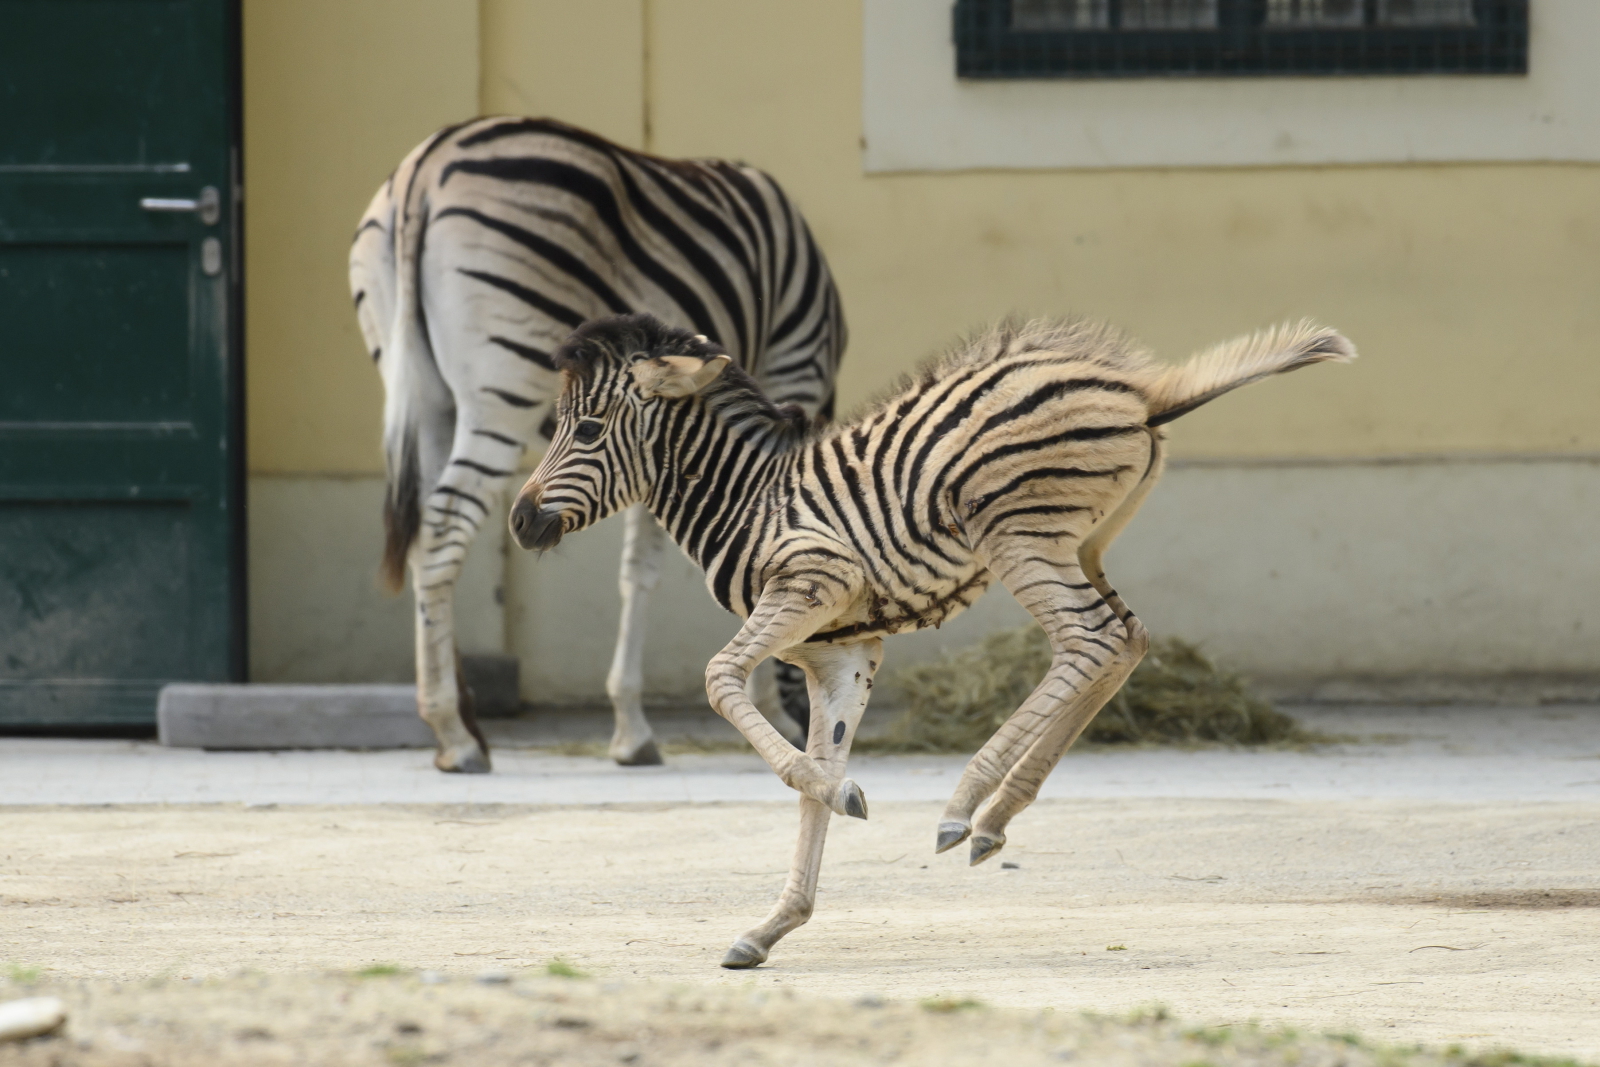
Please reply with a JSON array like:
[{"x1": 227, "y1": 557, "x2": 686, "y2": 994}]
[{"x1": 630, "y1": 353, "x2": 732, "y2": 398}]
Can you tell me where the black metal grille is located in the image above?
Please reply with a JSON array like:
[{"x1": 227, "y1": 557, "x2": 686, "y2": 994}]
[{"x1": 954, "y1": 0, "x2": 1528, "y2": 78}]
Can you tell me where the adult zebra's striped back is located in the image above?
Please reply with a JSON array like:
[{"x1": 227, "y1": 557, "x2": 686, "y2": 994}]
[{"x1": 349, "y1": 117, "x2": 846, "y2": 772}]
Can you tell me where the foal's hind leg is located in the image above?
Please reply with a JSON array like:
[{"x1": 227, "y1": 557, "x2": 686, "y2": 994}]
[
  {"x1": 935, "y1": 432, "x2": 1161, "y2": 854},
  {"x1": 936, "y1": 551, "x2": 1146, "y2": 864},
  {"x1": 961, "y1": 439, "x2": 1162, "y2": 856},
  {"x1": 967, "y1": 609, "x2": 1145, "y2": 864}
]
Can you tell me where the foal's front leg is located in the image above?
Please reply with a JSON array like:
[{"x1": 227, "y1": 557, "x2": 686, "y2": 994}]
[
  {"x1": 721, "y1": 638, "x2": 882, "y2": 969},
  {"x1": 704, "y1": 582, "x2": 867, "y2": 816}
]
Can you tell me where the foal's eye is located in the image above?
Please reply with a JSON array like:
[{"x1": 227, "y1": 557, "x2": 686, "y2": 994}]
[{"x1": 573, "y1": 419, "x2": 604, "y2": 444}]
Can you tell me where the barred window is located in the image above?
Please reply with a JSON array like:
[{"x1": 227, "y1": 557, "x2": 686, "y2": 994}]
[{"x1": 957, "y1": 0, "x2": 1527, "y2": 77}]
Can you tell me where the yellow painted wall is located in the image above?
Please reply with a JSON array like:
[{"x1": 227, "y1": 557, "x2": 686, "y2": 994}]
[
  {"x1": 242, "y1": 0, "x2": 479, "y2": 475},
  {"x1": 479, "y1": 0, "x2": 645, "y2": 148},
  {"x1": 244, "y1": 0, "x2": 1600, "y2": 473},
  {"x1": 645, "y1": 0, "x2": 1600, "y2": 460}
]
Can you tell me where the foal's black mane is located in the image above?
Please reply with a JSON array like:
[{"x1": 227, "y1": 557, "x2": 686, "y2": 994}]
[{"x1": 555, "y1": 313, "x2": 813, "y2": 449}]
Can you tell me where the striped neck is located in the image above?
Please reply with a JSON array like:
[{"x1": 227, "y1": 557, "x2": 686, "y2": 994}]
[{"x1": 645, "y1": 384, "x2": 805, "y2": 574}]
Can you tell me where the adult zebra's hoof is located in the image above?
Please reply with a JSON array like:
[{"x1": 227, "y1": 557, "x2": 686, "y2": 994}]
[
  {"x1": 969, "y1": 833, "x2": 1006, "y2": 867},
  {"x1": 934, "y1": 821, "x2": 971, "y2": 854},
  {"x1": 612, "y1": 738, "x2": 663, "y2": 767},
  {"x1": 436, "y1": 745, "x2": 492, "y2": 774},
  {"x1": 719, "y1": 939, "x2": 768, "y2": 969},
  {"x1": 839, "y1": 779, "x2": 869, "y2": 820}
]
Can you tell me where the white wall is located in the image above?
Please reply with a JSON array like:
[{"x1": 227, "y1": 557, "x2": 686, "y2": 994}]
[
  {"x1": 247, "y1": 476, "x2": 504, "y2": 684},
  {"x1": 1115, "y1": 457, "x2": 1600, "y2": 679},
  {"x1": 250, "y1": 459, "x2": 1600, "y2": 702},
  {"x1": 865, "y1": 0, "x2": 1600, "y2": 171}
]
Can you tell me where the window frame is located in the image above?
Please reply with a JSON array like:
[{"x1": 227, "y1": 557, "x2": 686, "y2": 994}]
[{"x1": 953, "y1": 0, "x2": 1530, "y2": 78}]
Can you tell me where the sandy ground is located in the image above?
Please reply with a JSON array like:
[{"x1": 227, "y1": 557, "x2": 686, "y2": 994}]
[
  {"x1": 0, "y1": 971, "x2": 1572, "y2": 1067},
  {"x1": 3, "y1": 798, "x2": 1598, "y2": 1062}
]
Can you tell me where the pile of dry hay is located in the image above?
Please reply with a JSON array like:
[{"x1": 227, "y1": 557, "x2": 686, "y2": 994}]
[{"x1": 870, "y1": 627, "x2": 1311, "y2": 753}]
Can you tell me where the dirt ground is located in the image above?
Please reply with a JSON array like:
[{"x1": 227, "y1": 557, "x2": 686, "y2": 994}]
[
  {"x1": 3, "y1": 799, "x2": 1598, "y2": 1063},
  {"x1": 0, "y1": 972, "x2": 1584, "y2": 1067}
]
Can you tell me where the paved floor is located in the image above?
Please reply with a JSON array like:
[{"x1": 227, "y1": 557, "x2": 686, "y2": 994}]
[
  {"x1": 6, "y1": 705, "x2": 1600, "y2": 1061},
  {"x1": 4, "y1": 705, "x2": 1599, "y2": 806}
]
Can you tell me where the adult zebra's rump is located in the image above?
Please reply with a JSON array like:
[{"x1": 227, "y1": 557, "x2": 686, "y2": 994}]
[
  {"x1": 350, "y1": 118, "x2": 845, "y2": 772},
  {"x1": 512, "y1": 312, "x2": 1355, "y2": 967}
]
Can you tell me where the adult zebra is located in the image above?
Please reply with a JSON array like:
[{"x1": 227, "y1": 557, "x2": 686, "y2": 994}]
[
  {"x1": 349, "y1": 117, "x2": 845, "y2": 772},
  {"x1": 509, "y1": 312, "x2": 1354, "y2": 967}
]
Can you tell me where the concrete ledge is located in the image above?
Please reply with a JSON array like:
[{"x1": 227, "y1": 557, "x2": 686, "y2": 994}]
[
  {"x1": 159, "y1": 685, "x2": 432, "y2": 750},
  {"x1": 1253, "y1": 673, "x2": 1600, "y2": 707}
]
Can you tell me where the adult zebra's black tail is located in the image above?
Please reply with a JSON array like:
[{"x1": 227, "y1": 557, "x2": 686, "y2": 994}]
[
  {"x1": 380, "y1": 428, "x2": 422, "y2": 594},
  {"x1": 775, "y1": 661, "x2": 811, "y2": 746},
  {"x1": 355, "y1": 141, "x2": 457, "y2": 594}
]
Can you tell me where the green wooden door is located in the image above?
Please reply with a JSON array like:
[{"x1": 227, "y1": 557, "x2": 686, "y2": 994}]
[{"x1": 0, "y1": 0, "x2": 242, "y2": 726}]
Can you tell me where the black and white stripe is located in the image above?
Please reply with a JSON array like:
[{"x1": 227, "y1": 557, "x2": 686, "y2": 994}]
[
  {"x1": 349, "y1": 118, "x2": 845, "y2": 771},
  {"x1": 513, "y1": 312, "x2": 1353, "y2": 965}
]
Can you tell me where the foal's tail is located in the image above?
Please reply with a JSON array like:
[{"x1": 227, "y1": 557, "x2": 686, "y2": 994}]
[{"x1": 1145, "y1": 320, "x2": 1356, "y2": 427}]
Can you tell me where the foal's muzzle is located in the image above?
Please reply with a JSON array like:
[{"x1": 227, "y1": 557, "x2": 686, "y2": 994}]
[{"x1": 509, "y1": 490, "x2": 565, "y2": 551}]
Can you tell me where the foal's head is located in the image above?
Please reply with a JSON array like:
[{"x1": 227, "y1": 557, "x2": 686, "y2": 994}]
[{"x1": 508, "y1": 314, "x2": 731, "y2": 551}]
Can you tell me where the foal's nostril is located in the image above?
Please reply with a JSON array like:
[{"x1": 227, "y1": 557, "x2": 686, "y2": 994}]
[
  {"x1": 508, "y1": 496, "x2": 541, "y2": 546},
  {"x1": 509, "y1": 493, "x2": 561, "y2": 551}
]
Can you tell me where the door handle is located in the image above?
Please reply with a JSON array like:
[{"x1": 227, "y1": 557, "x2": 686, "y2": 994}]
[{"x1": 140, "y1": 185, "x2": 220, "y2": 225}]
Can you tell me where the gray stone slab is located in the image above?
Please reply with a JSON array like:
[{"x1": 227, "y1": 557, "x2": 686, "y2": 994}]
[
  {"x1": 11, "y1": 704, "x2": 1600, "y2": 806},
  {"x1": 158, "y1": 684, "x2": 433, "y2": 750}
]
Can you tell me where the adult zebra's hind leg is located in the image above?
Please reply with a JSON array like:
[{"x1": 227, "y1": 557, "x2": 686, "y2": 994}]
[
  {"x1": 410, "y1": 410, "x2": 527, "y2": 773},
  {"x1": 410, "y1": 517, "x2": 494, "y2": 774},
  {"x1": 607, "y1": 505, "x2": 667, "y2": 766},
  {"x1": 721, "y1": 638, "x2": 881, "y2": 969},
  {"x1": 606, "y1": 508, "x2": 799, "y2": 764}
]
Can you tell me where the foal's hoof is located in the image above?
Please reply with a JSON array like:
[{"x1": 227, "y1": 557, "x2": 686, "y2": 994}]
[
  {"x1": 720, "y1": 939, "x2": 768, "y2": 969},
  {"x1": 969, "y1": 833, "x2": 1006, "y2": 867},
  {"x1": 612, "y1": 738, "x2": 664, "y2": 767},
  {"x1": 839, "y1": 779, "x2": 869, "y2": 820},
  {"x1": 435, "y1": 746, "x2": 492, "y2": 774},
  {"x1": 934, "y1": 821, "x2": 971, "y2": 854}
]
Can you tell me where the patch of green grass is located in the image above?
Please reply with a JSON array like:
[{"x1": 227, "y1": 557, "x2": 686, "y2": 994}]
[
  {"x1": 1182, "y1": 1019, "x2": 1594, "y2": 1067},
  {"x1": 1185, "y1": 1025, "x2": 1236, "y2": 1047},
  {"x1": 1106, "y1": 944, "x2": 1127, "y2": 951},
  {"x1": 920, "y1": 996, "x2": 984, "y2": 1013},
  {"x1": 545, "y1": 957, "x2": 587, "y2": 979},
  {"x1": 1123, "y1": 1004, "x2": 1170, "y2": 1025},
  {"x1": 354, "y1": 963, "x2": 407, "y2": 978},
  {"x1": 865, "y1": 629, "x2": 1318, "y2": 754},
  {"x1": 1453, "y1": 1053, "x2": 1589, "y2": 1067},
  {"x1": 3, "y1": 962, "x2": 43, "y2": 985}
]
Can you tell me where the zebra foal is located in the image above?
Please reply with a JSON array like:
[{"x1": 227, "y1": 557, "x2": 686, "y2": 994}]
[
  {"x1": 510, "y1": 312, "x2": 1355, "y2": 968},
  {"x1": 349, "y1": 117, "x2": 844, "y2": 772}
]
